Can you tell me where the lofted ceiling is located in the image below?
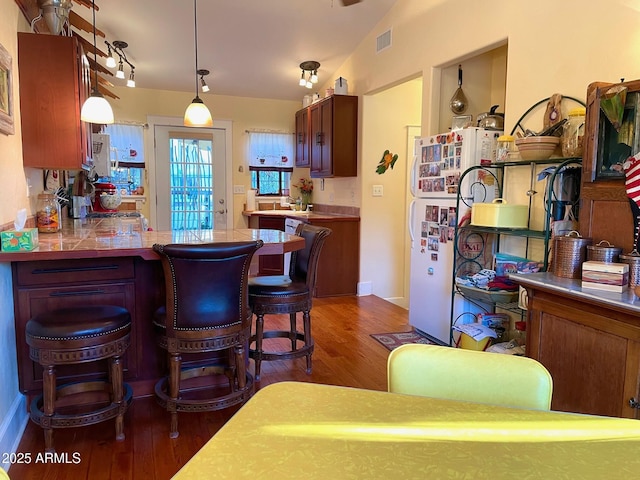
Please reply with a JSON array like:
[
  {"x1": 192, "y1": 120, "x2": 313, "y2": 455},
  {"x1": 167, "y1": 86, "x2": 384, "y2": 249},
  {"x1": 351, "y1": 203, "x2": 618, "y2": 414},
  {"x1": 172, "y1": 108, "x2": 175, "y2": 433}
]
[{"x1": 16, "y1": 0, "x2": 397, "y2": 101}]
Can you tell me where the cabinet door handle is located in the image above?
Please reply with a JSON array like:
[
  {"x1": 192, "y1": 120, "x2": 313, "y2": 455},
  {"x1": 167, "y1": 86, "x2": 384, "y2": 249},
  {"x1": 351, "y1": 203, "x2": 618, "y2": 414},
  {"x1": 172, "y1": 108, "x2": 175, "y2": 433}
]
[
  {"x1": 316, "y1": 132, "x2": 324, "y2": 145},
  {"x1": 49, "y1": 289, "x2": 107, "y2": 297},
  {"x1": 298, "y1": 132, "x2": 304, "y2": 144}
]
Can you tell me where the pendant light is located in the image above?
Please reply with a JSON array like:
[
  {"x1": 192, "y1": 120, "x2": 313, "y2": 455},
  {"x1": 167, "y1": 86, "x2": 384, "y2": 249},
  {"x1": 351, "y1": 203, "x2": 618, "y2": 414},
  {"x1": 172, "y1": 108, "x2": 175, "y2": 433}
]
[
  {"x1": 80, "y1": 0, "x2": 114, "y2": 124},
  {"x1": 184, "y1": 0, "x2": 212, "y2": 127}
]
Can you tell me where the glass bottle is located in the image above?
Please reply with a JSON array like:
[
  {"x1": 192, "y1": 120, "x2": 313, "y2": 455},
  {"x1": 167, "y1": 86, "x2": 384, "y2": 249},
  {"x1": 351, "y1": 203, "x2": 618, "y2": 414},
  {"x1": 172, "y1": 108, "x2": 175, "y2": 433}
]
[
  {"x1": 36, "y1": 193, "x2": 61, "y2": 233},
  {"x1": 561, "y1": 107, "x2": 586, "y2": 157},
  {"x1": 495, "y1": 135, "x2": 515, "y2": 162}
]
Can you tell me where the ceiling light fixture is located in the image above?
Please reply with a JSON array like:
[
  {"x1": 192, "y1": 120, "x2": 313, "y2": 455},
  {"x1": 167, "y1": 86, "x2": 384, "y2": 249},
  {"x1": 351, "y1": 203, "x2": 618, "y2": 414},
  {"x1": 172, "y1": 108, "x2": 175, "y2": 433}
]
[
  {"x1": 184, "y1": 0, "x2": 213, "y2": 127},
  {"x1": 80, "y1": 0, "x2": 114, "y2": 124},
  {"x1": 105, "y1": 40, "x2": 136, "y2": 87},
  {"x1": 127, "y1": 68, "x2": 136, "y2": 88},
  {"x1": 105, "y1": 43, "x2": 116, "y2": 68},
  {"x1": 299, "y1": 61, "x2": 320, "y2": 89},
  {"x1": 198, "y1": 69, "x2": 210, "y2": 93},
  {"x1": 116, "y1": 58, "x2": 125, "y2": 79}
]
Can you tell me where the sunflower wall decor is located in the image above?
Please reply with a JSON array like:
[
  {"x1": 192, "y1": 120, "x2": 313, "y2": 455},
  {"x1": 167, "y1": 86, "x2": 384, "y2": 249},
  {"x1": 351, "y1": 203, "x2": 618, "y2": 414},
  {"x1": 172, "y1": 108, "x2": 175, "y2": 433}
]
[{"x1": 376, "y1": 150, "x2": 398, "y2": 174}]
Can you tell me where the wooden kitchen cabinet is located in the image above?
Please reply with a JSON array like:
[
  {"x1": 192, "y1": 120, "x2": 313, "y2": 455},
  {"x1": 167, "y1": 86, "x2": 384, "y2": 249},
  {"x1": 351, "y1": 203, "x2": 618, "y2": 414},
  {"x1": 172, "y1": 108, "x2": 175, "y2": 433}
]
[
  {"x1": 297, "y1": 95, "x2": 357, "y2": 178},
  {"x1": 18, "y1": 32, "x2": 93, "y2": 170},
  {"x1": 295, "y1": 107, "x2": 310, "y2": 168},
  {"x1": 519, "y1": 276, "x2": 640, "y2": 418},
  {"x1": 307, "y1": 218, "x2": 360, "y2": 297},
  {"x1": 248, "y1": 215, "x2": 286, "y2": 275},
  {"x1": 12, "y1": 258, "x2": 137, "y2": 395},
  {"x1": 580, "y1": 78, "x2": 640, "y2": 254},
  {"x1": 246, "y1": 212, "x2": 360, "y2": 296}
]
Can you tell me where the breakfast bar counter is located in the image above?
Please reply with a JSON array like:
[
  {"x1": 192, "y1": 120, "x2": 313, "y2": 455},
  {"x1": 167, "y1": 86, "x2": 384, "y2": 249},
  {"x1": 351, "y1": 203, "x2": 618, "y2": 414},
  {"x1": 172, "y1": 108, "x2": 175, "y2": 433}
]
[{"x1": 1, "y1": 217, "x2": 304, "y2": 398}]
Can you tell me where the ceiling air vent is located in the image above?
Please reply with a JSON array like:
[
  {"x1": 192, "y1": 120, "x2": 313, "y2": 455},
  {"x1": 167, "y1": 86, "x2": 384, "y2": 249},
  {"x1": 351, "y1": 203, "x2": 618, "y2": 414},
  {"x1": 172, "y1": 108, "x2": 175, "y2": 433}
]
[{"x1": 376, "y1": 29, "x2": 392, "y2": 53}]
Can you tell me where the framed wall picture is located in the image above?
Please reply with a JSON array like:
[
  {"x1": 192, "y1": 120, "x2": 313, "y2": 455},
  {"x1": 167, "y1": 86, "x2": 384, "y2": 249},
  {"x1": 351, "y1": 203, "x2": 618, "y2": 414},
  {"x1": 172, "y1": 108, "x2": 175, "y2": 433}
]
[{"x1": 0, "y1": 41, "x2": 14, "y2": 136}]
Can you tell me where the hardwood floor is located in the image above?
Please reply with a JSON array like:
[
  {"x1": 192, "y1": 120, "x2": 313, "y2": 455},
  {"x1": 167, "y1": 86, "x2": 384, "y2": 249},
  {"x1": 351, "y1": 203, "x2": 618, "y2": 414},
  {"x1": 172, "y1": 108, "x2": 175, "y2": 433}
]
[{"x1": 8, "y1": 295, "x2": 411, "y2": 480}]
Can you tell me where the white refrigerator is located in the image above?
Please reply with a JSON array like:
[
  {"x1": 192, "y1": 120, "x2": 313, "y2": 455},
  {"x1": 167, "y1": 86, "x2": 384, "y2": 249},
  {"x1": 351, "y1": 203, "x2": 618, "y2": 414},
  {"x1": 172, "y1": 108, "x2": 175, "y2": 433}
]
[{"x1": 408, "y1": 127, "x2": 501, "y2": 344}]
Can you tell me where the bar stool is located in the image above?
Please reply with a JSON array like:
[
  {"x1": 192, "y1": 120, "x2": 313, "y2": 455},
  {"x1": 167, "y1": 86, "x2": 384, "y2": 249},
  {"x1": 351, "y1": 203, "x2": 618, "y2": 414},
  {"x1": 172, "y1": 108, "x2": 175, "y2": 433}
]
[
  {"x1": 249, "y1": 224, "x2": 331, "y2": 380},
  {"x1": 26, "y1": 305, "x2": 133, "y2": 453},
  {"x1": 153, "y1": 240, "x2": 263, "y2": 438}
]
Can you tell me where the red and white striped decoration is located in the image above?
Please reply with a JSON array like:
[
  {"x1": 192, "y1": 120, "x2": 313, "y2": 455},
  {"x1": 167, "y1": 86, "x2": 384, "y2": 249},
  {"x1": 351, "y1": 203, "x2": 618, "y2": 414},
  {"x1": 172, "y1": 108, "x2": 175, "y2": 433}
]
[{"x1": 623, "y1": 154, "x2": 640, "y2": 206}]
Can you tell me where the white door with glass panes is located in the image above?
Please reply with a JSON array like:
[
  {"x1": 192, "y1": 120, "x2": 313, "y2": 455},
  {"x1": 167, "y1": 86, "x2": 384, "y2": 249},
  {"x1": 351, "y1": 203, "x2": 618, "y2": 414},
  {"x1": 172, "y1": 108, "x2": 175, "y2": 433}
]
[{"x1": 154, "y1": 125, "x2": 227, "y2": 231}]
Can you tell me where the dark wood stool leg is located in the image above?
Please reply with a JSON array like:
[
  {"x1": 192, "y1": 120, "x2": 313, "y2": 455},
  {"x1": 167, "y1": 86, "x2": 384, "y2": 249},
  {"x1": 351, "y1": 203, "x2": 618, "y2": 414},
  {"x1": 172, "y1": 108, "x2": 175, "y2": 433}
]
[
  {"x1": 254, "y1": 313, "x2": 264, "y2": 381},
  {"x1": 42, "y1": 364, "x2": 56, "y2": 453},
  {"x1": 168, "y1": 352, "x2": 181, "y2": 439},
  {"x1": 303, "y1": 310, "x2": 312, "y2": 374},
  {"x1": 235, "y1": 344, "x2": 246, "y2": 390},
  {"x1": 289, "y1": 313, "x2": 297, "y2": 349},
  {"x1": 109, "y1": 355, "x2": 125, "y2": 441}
]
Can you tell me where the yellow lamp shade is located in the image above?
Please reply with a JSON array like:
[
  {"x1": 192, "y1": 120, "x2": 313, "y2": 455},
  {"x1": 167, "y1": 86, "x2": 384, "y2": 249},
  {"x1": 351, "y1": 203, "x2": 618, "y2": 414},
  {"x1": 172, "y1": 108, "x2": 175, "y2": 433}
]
[
  {"x1": 184, "y1": 97, "x2": 213, "y2": 127},
  {"x1": 80, "y1": 93, "x2": 114, "y2": 124}
]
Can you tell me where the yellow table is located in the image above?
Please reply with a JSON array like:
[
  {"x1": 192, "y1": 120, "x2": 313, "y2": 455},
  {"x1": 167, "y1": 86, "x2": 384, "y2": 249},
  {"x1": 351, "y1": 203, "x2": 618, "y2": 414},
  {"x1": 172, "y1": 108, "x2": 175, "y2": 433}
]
[{"x1": 173, "y1": 381, "x2": 640, "y2": 479}]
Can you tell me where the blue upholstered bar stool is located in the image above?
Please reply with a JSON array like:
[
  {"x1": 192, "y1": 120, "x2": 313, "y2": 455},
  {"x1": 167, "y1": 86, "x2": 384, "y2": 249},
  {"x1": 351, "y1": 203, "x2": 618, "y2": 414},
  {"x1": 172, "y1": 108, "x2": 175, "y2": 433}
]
[{"x1": 25, "y1": 305, "x2": 133, "y2": 453}]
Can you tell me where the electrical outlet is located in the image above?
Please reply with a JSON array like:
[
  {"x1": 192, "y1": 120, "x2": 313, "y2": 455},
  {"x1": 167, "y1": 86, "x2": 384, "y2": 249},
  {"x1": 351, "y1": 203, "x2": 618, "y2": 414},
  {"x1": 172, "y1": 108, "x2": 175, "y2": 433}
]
[
  {"x1": 372, "y1": 185, "x2": 383, "y2": 197},
  {"x1": 233, "y1": 185, "x2": 245, "y2": 194},
  {"x1": 329, "y1": 192, "x2": 335, "y2": 203}
]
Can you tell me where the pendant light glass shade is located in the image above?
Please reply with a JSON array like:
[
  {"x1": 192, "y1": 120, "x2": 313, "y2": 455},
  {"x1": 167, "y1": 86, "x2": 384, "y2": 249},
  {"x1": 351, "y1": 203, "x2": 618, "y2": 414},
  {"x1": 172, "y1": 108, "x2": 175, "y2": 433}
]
[
  {"x1": 184, "y1": 97, "x2": 213, "y2": 127},
  {"x1": 80, "y1": 0, "x2": 114, "y2": 124},
  {"x1": 184, "y1": 0, "x2": 212, "y2": 127},
  {"x1": 81, "y1": 92, "x2": 114, "y2": 124}
]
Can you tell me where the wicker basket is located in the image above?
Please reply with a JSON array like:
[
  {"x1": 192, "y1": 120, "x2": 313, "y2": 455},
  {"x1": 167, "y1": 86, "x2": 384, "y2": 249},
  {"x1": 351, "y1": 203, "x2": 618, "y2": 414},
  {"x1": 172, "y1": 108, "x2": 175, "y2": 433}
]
[
  {"x1": 619, "y1": 253, "x2": 640, "y2": 287},
  {"x1": 587, "y1": 240, "x2": 622, "y2": 263},
  {"x1": 552, "y1": 231, "x2": 592, "y2": 279}
]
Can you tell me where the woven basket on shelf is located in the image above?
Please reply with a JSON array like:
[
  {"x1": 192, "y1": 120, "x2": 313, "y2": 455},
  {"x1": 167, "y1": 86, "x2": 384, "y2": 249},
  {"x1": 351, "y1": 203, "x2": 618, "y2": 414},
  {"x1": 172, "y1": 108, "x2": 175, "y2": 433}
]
[{"x1": 552, "y1": 231, "x2": 592, "y2": 279}]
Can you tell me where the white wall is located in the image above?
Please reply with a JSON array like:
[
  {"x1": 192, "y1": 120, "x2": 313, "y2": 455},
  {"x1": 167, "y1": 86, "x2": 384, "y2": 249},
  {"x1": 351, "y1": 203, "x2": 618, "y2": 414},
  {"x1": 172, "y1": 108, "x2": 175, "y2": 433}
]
[
  {"x1": 360, "y1": 78, "x2": 422, "y2": 300},
  {"x1": 324, "y1": 0, "x2": 640, "y2": 300}
]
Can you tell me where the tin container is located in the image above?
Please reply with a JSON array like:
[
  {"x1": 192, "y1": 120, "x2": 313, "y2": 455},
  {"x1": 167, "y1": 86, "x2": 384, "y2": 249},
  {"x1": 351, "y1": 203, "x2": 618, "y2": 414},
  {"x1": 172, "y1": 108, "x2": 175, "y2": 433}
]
[
  {"x1": 587, "y1": 240, "x2": 622, "y2": 263},
  {"x1": 551, "y1": 230, "x2": 592, "y2": 279},
  {"x1": 619, "y1": 252, "x2": 640, "y2": 287}
]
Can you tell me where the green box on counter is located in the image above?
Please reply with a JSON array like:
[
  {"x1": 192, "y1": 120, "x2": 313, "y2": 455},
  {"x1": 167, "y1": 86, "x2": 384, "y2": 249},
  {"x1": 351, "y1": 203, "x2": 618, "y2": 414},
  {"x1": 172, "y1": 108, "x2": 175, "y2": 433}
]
[{"x1": 1, "y1": 228, "x2": 39, "y2": 252}]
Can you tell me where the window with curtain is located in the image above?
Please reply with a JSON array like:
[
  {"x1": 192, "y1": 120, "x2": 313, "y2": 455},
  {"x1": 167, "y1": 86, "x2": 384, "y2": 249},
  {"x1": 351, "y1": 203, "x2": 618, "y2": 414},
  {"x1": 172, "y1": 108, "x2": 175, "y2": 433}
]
[
  {"x1": 248, "y1": 131, "x2": 294, "y2": 196},
  {"x1": 104, "y1": 124, "x2": 145, "y2": 168},
  {"x1": 103, "y1": 123, "x2": 145, "y2": 193}
]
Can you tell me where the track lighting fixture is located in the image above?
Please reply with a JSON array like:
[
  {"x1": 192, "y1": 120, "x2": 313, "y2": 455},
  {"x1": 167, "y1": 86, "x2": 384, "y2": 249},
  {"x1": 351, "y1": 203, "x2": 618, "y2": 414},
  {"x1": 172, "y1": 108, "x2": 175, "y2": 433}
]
[
  {"x1": 80, "y1": 0, "x2": 114, "y2": 124},
  {"x1": 298, "y1": 60, "x2": 320, "y2": 88},
  {"x1": 105, "y1": 40, "x2": 136, "y2": 87},
  {"x1": 198, "y1": 69, "x2": 210, "y2": 93}
]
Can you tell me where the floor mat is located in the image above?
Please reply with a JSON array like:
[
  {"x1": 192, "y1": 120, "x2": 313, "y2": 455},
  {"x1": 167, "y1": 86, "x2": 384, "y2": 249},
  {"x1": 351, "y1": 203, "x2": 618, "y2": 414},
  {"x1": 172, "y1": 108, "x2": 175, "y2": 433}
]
[{"x1": 370, "y1": 330, "x2": 440, "y2": 351}]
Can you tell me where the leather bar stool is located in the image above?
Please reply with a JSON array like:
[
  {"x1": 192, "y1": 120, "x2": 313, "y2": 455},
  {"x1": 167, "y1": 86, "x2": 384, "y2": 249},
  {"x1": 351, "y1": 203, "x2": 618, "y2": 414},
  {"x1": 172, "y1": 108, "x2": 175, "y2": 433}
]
[
  {"x1": 153, "y1": 240, "x2": 263, "y2": 438},
  {"x1": 249, "y1": 224, "x2": 331, "y2": 380},
  {"x1": 25, "y1": 305, "x2": 133, "y2": 453}
]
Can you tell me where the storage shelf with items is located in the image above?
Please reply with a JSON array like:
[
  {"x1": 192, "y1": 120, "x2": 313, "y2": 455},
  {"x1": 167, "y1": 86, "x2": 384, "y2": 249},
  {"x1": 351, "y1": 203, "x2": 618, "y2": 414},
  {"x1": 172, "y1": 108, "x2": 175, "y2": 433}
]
[{"x1": 450, "y1": 156, "x2": 582, "y2": 346}]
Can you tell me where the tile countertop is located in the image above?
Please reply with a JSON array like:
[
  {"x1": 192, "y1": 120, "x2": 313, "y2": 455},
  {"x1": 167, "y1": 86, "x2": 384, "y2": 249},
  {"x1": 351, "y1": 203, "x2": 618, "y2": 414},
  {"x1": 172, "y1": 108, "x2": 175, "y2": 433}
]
[
  {"x1": 243, "y1": 204, "x2": 360, "y2": 222},
  {"x1": 0, "y1": 217, "x2": 303, "y2": 262},
  {"x1": 510, "y1": 272, "x2": 640, "y2": 315}
]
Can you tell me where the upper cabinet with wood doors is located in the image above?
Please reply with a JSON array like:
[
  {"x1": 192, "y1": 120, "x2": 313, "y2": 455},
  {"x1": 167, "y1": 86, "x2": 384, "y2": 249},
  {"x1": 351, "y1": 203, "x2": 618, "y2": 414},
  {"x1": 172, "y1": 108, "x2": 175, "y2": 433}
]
[
  {"x1": 295, "y1": 107, "x2": 310, "y2": 168},
  {"x1": 18, "y1": 33, "x2": 93, "y2": 170},
  {"x1": 295, "y1": 95, "x2": 358, "y2": 177}
]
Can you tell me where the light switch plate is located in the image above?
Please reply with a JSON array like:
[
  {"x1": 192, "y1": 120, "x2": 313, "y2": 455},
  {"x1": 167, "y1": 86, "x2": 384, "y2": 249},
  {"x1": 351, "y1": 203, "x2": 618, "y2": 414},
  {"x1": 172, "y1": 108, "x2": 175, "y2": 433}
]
[
  {"x1": 372, "y1": 185, "x2": 383, "y2": 197},
  {"x1": 233, "y1": 185, "x2": 246, "y2": 194}
]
